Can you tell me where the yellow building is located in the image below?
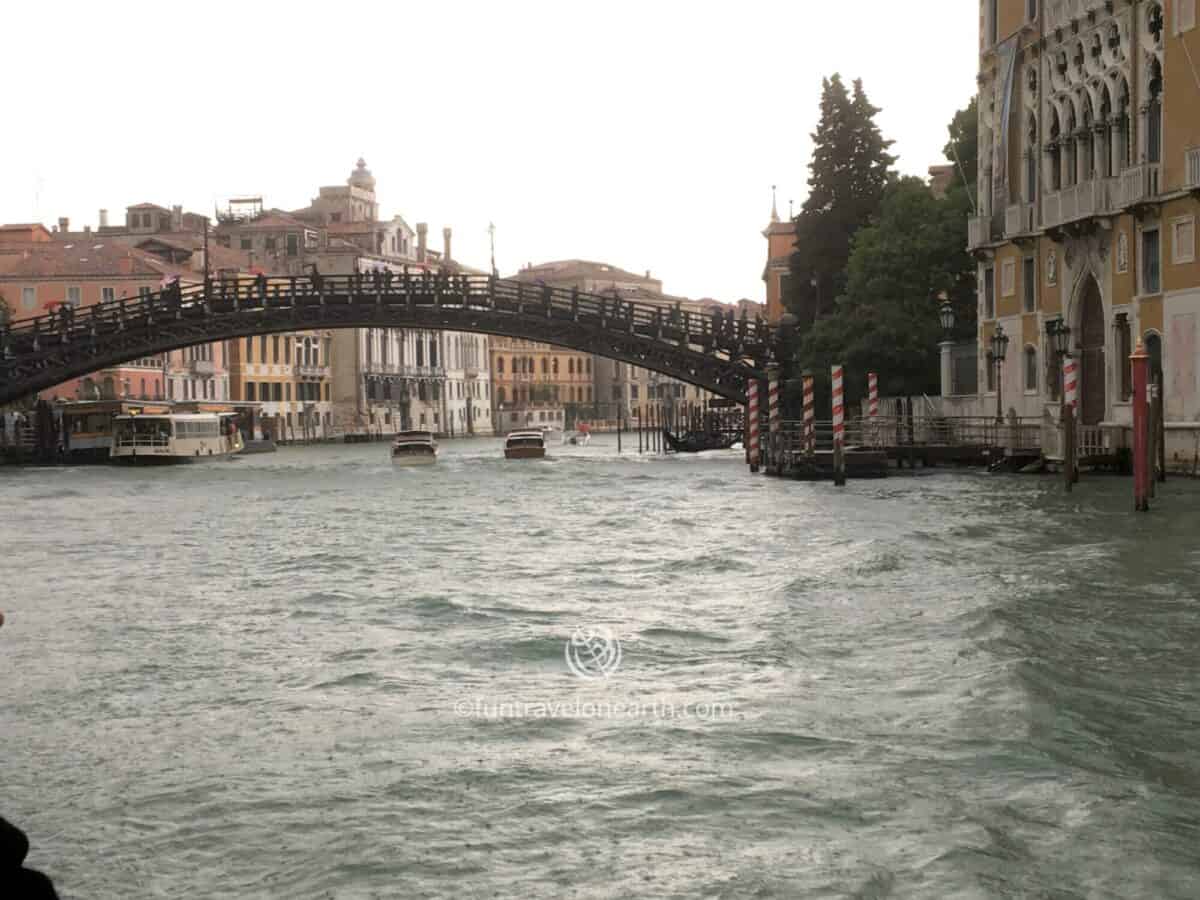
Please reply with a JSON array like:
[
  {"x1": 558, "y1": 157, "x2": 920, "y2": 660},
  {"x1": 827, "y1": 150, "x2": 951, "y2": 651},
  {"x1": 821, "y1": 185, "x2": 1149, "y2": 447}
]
[
  {"x1": 227, "y1": 327, "x2": 333, "y2": 441},
  {"x1": 490, "y1": 336, "x2": 593, "y2": 431},
  {"x1": 969, "y1": 0, "x2": 1200, "y2": 464}
]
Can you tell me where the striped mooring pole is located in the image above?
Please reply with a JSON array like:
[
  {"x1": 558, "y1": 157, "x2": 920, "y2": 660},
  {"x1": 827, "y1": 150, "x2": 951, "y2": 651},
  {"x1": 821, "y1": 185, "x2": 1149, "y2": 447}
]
[
  {"x1": 803, "y1": 375, "x2": 815, "y2": 456},
  {"x1": 767, "y1": 365, "x2": 781, "y2": 473},
  {"x1": 832, "y1": 364, "x2": 846, "y2": 486},
  {"x1": 868, "y1": 372, "x2": 879, "y2": 419},
  {"x1": 1063, "y1": 355, "x2": 1078, "y2": 490},
  {"x1": 747, "y1": 379, "x2": 760, "y2": 473}
]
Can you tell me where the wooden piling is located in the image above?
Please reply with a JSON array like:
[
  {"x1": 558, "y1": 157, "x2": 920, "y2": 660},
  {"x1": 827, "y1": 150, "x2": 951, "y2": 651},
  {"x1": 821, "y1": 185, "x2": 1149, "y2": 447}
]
[
  {"x1": 1131, "y1": 340, "x2": 1150, "y2": 511},
  {"x1": 832, "y1": 365, "x2": 846, "y2": 487},
  {"x1": 617, "y1": 411, "x2": 622, "y2": 454}
]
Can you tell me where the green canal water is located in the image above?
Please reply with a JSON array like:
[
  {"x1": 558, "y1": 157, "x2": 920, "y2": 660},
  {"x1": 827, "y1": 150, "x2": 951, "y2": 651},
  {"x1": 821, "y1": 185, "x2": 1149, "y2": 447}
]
[{"x1": 2, "y1": 437, "x2": 1200, "y2": 898}]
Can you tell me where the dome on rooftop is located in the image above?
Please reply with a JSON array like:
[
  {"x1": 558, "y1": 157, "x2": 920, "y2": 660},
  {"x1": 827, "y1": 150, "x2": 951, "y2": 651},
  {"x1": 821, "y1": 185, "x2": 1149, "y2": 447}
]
[{"x1": 349, "y1": 158, "x2": 376, "y2": 191}]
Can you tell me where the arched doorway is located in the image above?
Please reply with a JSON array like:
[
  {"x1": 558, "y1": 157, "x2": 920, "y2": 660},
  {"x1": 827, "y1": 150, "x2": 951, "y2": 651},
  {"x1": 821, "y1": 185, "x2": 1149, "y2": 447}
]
[{"x1": 1077, "y1": 277, "x2": 1106, "y2": 425}]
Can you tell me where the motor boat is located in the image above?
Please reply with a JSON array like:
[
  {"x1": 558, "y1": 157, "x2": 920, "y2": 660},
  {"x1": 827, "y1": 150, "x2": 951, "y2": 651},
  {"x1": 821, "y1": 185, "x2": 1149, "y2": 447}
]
[
  {"x1": 504, "y1": 430, "x2": 547, "y2": 459},
  {"x1": 391, "y1": 430, "x2": 438, "y2": 466},
  {"x1": 562, "y1": 423, "x2": 592, "y2": 446}
]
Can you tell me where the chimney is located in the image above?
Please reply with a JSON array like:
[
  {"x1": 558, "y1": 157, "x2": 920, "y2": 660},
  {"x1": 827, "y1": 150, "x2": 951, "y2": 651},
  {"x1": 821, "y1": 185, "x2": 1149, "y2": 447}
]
[
  {"x1": 442, "y1": 227, "x2": 452, "y2": 263},
  {"x1": 99, "y1": 209, "x2": 109, "y2": 228},
  {"x1": 58, "y1": 217, "x2": 69, "y2": 233},
  {"x1": 416, "y1": 222, "x2": 428, "y2": 263},
  {"x1": 645, "y1": 270, "x2": 651, "y2": 279},
  {"x1": 171, "y1": 205, "x2": 183, "y2": 231},
  {"x1": 84, "y1": 225, "x2": 91, "y2": 235}
]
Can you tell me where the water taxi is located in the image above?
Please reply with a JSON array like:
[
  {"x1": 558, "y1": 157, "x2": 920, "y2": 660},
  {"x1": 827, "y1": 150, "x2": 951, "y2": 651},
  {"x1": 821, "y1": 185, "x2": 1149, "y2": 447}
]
[
  {"x1": 504, "y1": 430, "x2": 547, "y2": 459},
  {"x1": 110, "y1": 412, "x2": 243, "y2": 463},
  {"x1": 391, "y1": 430, "x2": 438, "y2": 466}
]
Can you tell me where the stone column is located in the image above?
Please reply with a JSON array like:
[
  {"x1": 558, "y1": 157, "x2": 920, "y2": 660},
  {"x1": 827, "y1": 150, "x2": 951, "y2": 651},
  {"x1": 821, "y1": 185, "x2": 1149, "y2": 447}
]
[{"x1": 940, "y1": 341, "x2": 954, "y2": 398}]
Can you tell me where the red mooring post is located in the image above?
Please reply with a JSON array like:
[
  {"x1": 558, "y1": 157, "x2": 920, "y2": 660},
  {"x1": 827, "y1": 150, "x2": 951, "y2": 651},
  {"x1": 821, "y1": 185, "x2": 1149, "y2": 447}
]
[
  {"x1": 803, "y1": 375, "x2": 815, "y2": 456},
  {"x1": 1131, "y1": 340, "x2": 1150, "y2": 512},
  {"x1": 832, "y1": 364, "x2": 846, "y2": 487},
  {"x1": 767, "y1": 364, "x2": 781, "y2": 474},
  {"x1": 747, "y1": 379, "x2": 760, "y2": 473}
]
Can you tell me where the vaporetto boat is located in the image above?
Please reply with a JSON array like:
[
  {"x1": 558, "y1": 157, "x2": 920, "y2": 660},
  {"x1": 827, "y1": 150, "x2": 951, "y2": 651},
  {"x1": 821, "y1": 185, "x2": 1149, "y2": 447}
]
[{"x1": 110, "y1": 413, "x2": 243, "y2": 463}]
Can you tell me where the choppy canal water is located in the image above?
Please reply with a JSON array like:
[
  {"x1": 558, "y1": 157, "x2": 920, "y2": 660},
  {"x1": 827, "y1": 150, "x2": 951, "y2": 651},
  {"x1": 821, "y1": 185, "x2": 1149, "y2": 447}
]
[{"x1": 3, "y1": 437, "x2": 1200, "y2": 899}]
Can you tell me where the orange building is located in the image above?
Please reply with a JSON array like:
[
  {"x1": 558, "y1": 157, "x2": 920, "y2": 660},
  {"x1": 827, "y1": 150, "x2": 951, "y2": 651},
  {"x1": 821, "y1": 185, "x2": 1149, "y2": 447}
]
[
  {"x1": 0, "y1": 240, "x2": 168, "y2": 401},
  {"x1": 762, "y1": 193, "x2": 797, "y2": 324}
]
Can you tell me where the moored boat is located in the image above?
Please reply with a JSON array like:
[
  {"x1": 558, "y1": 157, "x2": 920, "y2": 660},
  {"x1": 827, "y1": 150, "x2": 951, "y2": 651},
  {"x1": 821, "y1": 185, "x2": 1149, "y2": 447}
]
[
  {"x1": 504, "y1": 430, "x2": 547, "y2": 459},
  {"x1": 391, "y1": 430, "x2": 438, "y2": 466},
  {"x1": 110, "y1": 412, "x2": 243, "y2": 463},
  {"x1": 662, "y1": 428, "x2": 738, "y2": 453}
]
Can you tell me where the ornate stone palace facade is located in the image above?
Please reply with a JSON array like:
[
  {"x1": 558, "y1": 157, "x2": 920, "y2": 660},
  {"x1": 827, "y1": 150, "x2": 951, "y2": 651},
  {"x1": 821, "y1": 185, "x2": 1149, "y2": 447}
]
[{"x1": 968, "y1": 0, "x2": 1200, "y2": 462}]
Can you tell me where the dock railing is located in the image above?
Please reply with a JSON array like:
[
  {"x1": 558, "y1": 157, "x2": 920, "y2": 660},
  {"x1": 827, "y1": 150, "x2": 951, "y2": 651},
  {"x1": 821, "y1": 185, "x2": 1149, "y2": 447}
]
[{"x1": 778, "y1": 415, "x2": 1044, "y2": 458}]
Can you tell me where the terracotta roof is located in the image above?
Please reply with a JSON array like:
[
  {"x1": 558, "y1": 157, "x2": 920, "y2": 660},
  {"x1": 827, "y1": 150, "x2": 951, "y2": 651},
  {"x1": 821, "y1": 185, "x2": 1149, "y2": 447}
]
[
  {"x1": 0, "y1": 242, "x2": 162, "y2": 279},
  {"x1": 517, "y1": 259, "x2": 657, "y2": 285}
]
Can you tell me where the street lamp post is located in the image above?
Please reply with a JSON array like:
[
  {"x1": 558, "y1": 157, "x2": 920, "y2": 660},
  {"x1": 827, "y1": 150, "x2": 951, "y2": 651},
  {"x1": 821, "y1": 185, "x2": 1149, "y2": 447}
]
[
  {"x1": 938, "y1": 291, "x2": 955, "y2": 399},
  {"x1": 1046, "y1": 316, "x2": 1074, "y2": 490},
  {"x1": 990, "y1": 324, "x2": 1009, "y2": 428}
]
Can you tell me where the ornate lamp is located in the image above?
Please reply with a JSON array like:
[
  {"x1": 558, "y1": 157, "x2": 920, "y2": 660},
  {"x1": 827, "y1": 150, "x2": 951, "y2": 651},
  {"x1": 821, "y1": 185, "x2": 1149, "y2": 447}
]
[{"x1": 938, "y1": 291, "x2": 955, "y2": 336}]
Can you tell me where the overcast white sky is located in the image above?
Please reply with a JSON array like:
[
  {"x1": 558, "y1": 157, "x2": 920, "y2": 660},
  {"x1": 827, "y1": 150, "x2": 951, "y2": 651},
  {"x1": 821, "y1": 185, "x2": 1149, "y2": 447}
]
[{"x1": 4, "y1": 1, "x2": 978, "y2": 302}]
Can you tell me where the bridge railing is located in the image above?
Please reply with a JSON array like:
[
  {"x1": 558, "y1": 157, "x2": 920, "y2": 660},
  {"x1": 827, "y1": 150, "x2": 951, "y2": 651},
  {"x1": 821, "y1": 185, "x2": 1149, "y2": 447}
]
[{"x1": 0, "y1": 273, "x2": 775, "y2": 368}]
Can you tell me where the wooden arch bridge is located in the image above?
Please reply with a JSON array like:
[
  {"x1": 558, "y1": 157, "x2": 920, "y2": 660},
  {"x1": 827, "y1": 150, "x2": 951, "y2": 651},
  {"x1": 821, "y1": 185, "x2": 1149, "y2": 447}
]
[{"x1": 0, "y1": 272, "x2": 780, "y2": 407}]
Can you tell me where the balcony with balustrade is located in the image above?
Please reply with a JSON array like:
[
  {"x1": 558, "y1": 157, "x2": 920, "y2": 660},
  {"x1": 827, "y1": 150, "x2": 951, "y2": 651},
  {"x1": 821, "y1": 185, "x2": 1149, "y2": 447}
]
[
  {"x1": 190, "y1": 359, "x2": 215, "y2": 376},
  {"x1": 1004, "y1": 203, "x2": 1034, "y2": 238}
]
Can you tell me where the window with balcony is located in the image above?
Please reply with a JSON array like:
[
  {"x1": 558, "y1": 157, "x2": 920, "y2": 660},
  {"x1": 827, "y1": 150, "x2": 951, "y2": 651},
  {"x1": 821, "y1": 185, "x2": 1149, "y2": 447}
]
[
  {"x1": 1147, "y1": 59, "x2": 1163, "y2": 164},
  {"x1": 1142, "y1": 227, "x2": 1162, "y2": 294},
  {"x1": 102, "y1": 287, "x2": 115, "y2": 303}
]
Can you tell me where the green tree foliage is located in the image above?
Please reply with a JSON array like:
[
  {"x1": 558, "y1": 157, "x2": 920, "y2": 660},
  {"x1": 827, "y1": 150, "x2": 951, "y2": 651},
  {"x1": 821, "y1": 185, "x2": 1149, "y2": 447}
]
[
  {"x1": 786, "y1": 98, "x2": 979, "y2": 413},
  {"x1": 785, "y1": 75, "x2": 896, "y2": 329},
  {"x1": 942, "y1": 96, "x2": 979, "y2": 204}
]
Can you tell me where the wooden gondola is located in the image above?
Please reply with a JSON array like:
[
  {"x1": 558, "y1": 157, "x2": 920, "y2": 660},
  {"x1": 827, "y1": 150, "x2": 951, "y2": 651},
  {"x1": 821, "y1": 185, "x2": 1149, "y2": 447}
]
[{"x1": 662, "y1": 428, "x2": 738, "y2": 453}]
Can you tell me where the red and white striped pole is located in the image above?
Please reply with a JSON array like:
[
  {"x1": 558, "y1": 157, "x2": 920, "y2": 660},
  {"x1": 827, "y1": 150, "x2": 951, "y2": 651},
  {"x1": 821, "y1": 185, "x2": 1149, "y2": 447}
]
[
  {"x1": 868, "y1": 372, "x2": 879, "y2": 419},
  {"x1": 747, "y1": 379, "x2": 760, "y2": 473},
  {"x1": 767, "y1": 365, "x2": 781, "y2": 473},
  {"x1": 832, "y1": 364, "x2": 846, "y2": 486},
  {"x1": 803, "y1": 375, "x2": 815, "y2": 456},
  {"x1": 1064, "y1": 354, "x2": 1078, "y2": 488}
]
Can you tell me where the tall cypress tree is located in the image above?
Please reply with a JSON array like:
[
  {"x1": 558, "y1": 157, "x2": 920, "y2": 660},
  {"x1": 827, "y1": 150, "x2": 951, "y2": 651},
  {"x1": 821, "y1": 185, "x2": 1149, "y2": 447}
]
[{"x1": 785, "y1": 75, "x2": 896, "y2": 330}]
